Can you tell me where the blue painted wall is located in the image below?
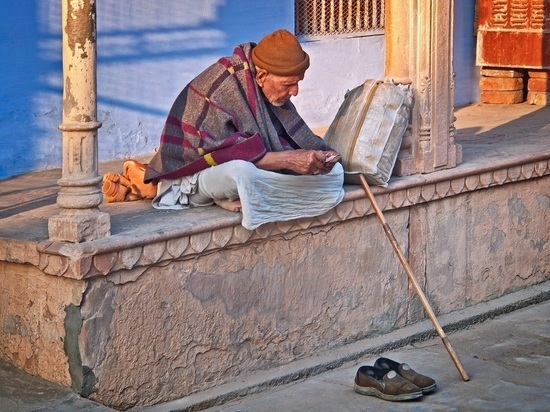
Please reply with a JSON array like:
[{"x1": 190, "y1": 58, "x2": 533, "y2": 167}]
[
  {"x1": 0, "y1": 1, "x2": 478, "y2": 180},
  {"x1": 0, "y1": 1, "x2": 60, "y2": 179}
]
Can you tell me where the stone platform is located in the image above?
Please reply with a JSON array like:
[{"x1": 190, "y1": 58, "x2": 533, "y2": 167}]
[{"x1": 0, "y1": 103, "x2": 549, "y2": 410}]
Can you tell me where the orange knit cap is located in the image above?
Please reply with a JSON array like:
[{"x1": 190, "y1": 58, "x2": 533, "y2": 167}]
[{"x1": 251, "y1": 29, "x2": 310, "y2": 76}]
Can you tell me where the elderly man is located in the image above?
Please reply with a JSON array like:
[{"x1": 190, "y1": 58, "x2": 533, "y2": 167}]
[{"x1": 143, "y1": 29, "x2": 345, "y2": 230}]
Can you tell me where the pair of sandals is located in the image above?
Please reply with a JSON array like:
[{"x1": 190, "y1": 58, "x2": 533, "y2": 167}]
[
  {"x1": 354, "y1": 357, "x2": 437, "y2": 402},
  {"x1": 101, "y1": 160, "x2": 157, "y2": 203}
]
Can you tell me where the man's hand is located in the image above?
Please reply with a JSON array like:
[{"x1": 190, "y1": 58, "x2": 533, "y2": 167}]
[{"x1": 255, "y1": 150, "x2": 341, "y2": 175}]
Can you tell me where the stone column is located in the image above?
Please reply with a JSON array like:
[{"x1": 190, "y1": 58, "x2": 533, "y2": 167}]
[
  {"x1": 48, "y1": 0, "x2": 110, "y2": 242},
  {"x1": 385, "y1": 0, "x2": 462, "y2": 176}
]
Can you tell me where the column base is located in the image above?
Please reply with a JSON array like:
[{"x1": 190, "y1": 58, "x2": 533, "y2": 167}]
[{"x1": 48, "y1": 208, "x2": 110, "y2": 243}]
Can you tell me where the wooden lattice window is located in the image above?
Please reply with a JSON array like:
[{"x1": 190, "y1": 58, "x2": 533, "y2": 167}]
[{"x1": 295, "y1": 0, "x2": 385, "y2": 36}]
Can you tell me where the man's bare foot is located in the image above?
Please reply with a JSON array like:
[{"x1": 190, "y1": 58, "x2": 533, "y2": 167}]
[{"x1": 214, "y1": 199, "x2": 242, "y2": 212}]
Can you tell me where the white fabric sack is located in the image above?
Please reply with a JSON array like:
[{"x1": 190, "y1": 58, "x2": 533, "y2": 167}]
[{"x1": 324, "y1": 79, "x2": 414, "y2": 187}]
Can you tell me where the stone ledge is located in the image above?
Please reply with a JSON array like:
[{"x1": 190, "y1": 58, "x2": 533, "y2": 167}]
[
  {"x1": 2, "y1": 100, "x2": 549, "y2": 281},
  {"x1": 0, "y1": 152, "x2": 545, "y2": 280}
]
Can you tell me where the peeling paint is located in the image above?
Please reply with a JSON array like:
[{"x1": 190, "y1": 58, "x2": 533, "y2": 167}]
[
  {"x1": 490, "y1": 227, "x2": 505, "y2": 253},
  {"x1": 508, "y1": 194, "x2": 532, "y2": 240},
  {"x1": 530, "y1": 238, "x2": 548, "y2": 253},
  {"x1": 63, "y1": 77, "x2": 78, "y2": 118},
  {"x1": 64, "y1": 304, "x2": 84, "y2": 393},
  {"x1": 3, "y1": 314, "x2": 23, "y2": 335},
  {"x1": 537, "y1": 194, "x2": 550, "y2": 210},
  {"x1": 508, "y1": 194, "x2": 529, "y2": 228},
  {"x1": 81, "y1": 365, "x2": 97, "y2": 398},
  {"x1": 65, "y1": 0, "x2": 97, "y2": 55}
]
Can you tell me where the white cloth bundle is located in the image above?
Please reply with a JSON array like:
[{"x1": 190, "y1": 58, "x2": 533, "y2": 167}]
[{"x1": 153, "y1": 160, "x2": 345, "y2": 230}]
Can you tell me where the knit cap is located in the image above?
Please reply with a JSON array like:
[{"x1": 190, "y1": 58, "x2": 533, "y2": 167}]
[{"x1": 251, "y1": 29, "x2": 310, "y2": 76}]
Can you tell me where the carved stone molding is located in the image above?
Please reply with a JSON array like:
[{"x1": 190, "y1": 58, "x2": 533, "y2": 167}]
[{"x1": 25, "y1": 157, "x2": 548, "y2": 280}]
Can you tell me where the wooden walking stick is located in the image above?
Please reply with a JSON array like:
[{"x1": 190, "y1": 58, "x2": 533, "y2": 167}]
[{"x1": 359, "y1": 174, "x2": 470, "y2": 382}]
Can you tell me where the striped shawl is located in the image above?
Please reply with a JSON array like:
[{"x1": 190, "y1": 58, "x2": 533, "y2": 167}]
[{"x1": 144, "y1": 42, "x2": 331, "y2": 183}]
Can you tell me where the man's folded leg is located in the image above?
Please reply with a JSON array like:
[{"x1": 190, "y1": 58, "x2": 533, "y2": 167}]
[{"x1": 192, "y1": 160, "x2": 345, "y2": 230}]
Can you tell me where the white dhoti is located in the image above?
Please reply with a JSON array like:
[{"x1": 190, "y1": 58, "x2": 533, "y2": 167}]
[{"x1": 152, "y1": 160, "x2": 345, "y2": 230}]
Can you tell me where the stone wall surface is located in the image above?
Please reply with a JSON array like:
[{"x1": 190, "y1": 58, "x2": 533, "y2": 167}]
[
  {"x1": 80, "y1": 212, "x2": 411, "y2": 409},
  {"x1": 75, "y1": 177, "x2": 549, "y2": 410},
  {"x1": 465, "y1": 179, "x2": 550, "y2": 302},
  {"x1": 0, "y1": 262, "x2": 87, "y2": 387},
  {"x1": 413, "y1": 178, "x2": 550, "y2": 316}
]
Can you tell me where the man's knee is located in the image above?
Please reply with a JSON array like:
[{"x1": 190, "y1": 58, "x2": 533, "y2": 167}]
[
  {"x1": 197, "y1": 160, "x2": 256, "y2": 200},
  {"x1": 227, "y1": 159, "x2": 257, "y2": 175}
]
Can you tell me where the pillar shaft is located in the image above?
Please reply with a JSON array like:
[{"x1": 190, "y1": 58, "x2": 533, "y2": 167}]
[
  {"x1": 48, "y1": 0, "x2": 110, "y2": 242},
  {"x1": 385, "y1": 0, "x2": 462, "y2": 176}
]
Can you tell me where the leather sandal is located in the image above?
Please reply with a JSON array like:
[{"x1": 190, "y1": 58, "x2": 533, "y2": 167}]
[
  {"x1": 354, "y1": 365, "x2": 423, "y2": 401},
  {"x1": 103, "y1": 171, "x2": 131, "y2": 188},
  {"x1": 101, "y1": 177, "x2": 130, "y2": 202},
  {"x1": 123, "y1": 160, "x2": 157, "y2": 200},
  {"x1": 374, "y1": 357, "x2": 437, "y2": 394}
]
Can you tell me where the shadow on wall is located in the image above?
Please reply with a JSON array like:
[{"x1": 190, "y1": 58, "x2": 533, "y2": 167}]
[
  {"x1": 0, "y1": 0, "x2": 293, "y2": 180},
  {"x1": 96, "y1": 0, "x2": 229, "y2": 118}
]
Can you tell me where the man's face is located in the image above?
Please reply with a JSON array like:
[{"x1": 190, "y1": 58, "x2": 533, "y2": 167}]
[{"x1": 256, "y1": 70, "x2": 304, "y2": 106}]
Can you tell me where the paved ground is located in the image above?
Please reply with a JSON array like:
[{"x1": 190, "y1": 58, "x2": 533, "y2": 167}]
[{"x1": 0, "y1": 361, "x2": 116, "y2": 412}]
